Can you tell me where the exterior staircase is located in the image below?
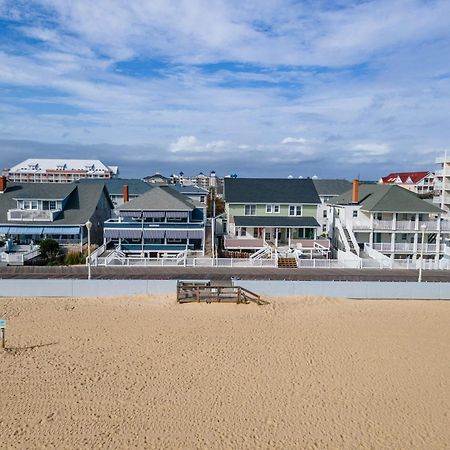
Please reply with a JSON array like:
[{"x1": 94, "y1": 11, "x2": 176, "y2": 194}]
[
  {"x1": 343, "y1": 227, "x2": 358, "y2": 255},
  {"x1": 277, "y1": 257, "x2": 298, "y2": 268}
]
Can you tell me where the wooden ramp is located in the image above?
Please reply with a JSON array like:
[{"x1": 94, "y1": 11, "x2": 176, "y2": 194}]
[{"x1": 177, "y1": 281, "x2": 267, "y2": 305}]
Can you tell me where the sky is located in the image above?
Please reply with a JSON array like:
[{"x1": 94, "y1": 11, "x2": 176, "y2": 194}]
[{"x1": 0, "y1": 0, "x2": 449, "y2": 179}]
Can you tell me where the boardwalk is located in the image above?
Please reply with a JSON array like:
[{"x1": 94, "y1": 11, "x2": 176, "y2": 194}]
[{"x1": 1, "y1": 266, "x2": 450, "y2": 281}]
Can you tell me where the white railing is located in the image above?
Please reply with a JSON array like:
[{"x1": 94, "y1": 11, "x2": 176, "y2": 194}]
[
  {"x1": 371, "y1": 243, "x2": 445, "y2": 253},
  {"x1": 7, "y1": 209, "x2": 60, "y2": 222},
  {"x1": 335, "y1": 219, "x2": 351, "y2": 253},
  {"x1": 351, "y1": 220, "x2": 371, "y2": 230},
  {"x1": 249, "y1": 246, "x2": 272, "y2": 260},
  {"x1": 0, "y1": 246, "x2": 40, "y2": 265}
]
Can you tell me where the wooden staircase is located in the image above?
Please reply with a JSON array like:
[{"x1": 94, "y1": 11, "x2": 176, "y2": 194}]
[{"x1": 277, "y1": 257, "x2": 298, "y2": 268}]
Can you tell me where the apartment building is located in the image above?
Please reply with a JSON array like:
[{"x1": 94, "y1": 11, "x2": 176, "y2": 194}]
[
  {"x1": 329, "y1": 180, "x2": 449, "y2": 260},
  {"x1": 4, "y1": 159, "x2": 119, "y2": 183}
]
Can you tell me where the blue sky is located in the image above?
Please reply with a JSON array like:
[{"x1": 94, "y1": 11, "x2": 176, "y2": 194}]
[{"x1": 0, "y1": 0, "x2": 449, "y2": 178}]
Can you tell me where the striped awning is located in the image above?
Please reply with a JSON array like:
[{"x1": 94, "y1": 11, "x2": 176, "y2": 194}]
[
  {"x1": 187, "y1": 229, "x2": 203, "y2": 239},
  {"x1": 0, "y1": 227, "x2": 9, "y2": 234},
  {"x1": 119, "y1": 210, "x2": 142, "y2": 218},
  {"x1": 142, "y1": 211, "x2": 165, "y2": 218},
  {"x1": 43, "y1": 227, "x2": 80, "y2": 235},
  {"x1": 166, "y1": 229, "x2": 188, "y2": 239},
  {"x1": 104, "y1": 228, "x2": 120, "y2": 239},
  {"x1": 119, "y1": 229, "x2": 142, "y2": 239},
  {"x1": 143, "y1": 229, "x2": 165, "y2": 239},
  {"x1": 166, "y1": 211, "x2": 189, "y2": 218},
  {"x1": 8, "y1": 227, "x2": 44, "y2": 235}
]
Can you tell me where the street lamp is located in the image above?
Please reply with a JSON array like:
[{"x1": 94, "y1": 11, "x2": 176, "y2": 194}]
[
  {"x1": 418, "y1": 224, "x2": 426, "y2": 282},
  {"x1": 85, "y1": 220, "x2": 92, "y2": 280}
]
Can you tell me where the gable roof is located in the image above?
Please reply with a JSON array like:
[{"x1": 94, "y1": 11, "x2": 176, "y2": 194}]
[
  {"x1": 224, "y1": 178, "x2": 320, "y2": 204},
  {"x1": 380, "y1": 171, "x2": 430, "y2": 184},
  {"x1": 0, "y1": 182, "x2": 113, "y2": 225},
  {"x1": 330, "y1": 183, "x2": 443, "y2": 213},
  {"x1": 118, "y1": 186, "x2": 197, "y2": 211},
  {"x1": 312, "y1": 179, "x2": 352, "y2": 196}
]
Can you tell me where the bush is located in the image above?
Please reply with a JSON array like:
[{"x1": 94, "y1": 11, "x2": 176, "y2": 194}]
[{"x1": 39, "y1": 238, "x2": 63, "y2": 265}]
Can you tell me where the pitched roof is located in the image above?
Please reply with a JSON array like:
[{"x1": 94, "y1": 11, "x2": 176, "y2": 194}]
[
  {"x1": 380, "y1": 171, "x2": 430, "y2": 184},
  {"x1": 118, "y1": 186, "x2": 196, "y2": 211},
  {"x1": 224, "y1": 178, "x2": 320, "y2": 204},
  {"x1": 330, "y1": 183, "x2": 443, "y2": 213},
  {"x1": 234, "y1": 216, "x2": 320, "y2": 228},
  {"x1": 169, "y1": 184, "x2": 208, "y2": 195},
  {"x1": 0, "y1": 182, "x2": 112, "y2": 225},
  {"x1": 312, "y1": 179, "x2": 352, "y2": 196}
]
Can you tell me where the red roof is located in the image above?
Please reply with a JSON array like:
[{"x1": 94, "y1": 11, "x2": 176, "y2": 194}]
[{"x1": 380, "y1": 171, "x2": 430, "y2": 184}]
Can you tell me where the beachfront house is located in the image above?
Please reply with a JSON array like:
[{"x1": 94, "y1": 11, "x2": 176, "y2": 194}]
[
  {"x1": 103, "y1": 185, "x2": 206, "y2": 258},
  {"x1": 223, "y1": 178, "x2": 327, "y2": 255},
  {"x1": 312, "y1": 179, "x2": 352, "y2": 235},
  {"x1": 0, "y1": 176, "x2": 113, "y2": 253},
  {"x1": 328, "y1": 179, "x2": 450, "y2": 260}
]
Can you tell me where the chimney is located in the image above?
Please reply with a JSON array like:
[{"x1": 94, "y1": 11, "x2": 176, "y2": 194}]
[
  {"x1": 0, "y1": 176, "x2": 7, "y2": 193},
  {"x1": 123, "y1": 184, "x2": 129, "y2": 204},
  {"x1": 352, "y1": 179, "x2": 359, "y2": 203}
]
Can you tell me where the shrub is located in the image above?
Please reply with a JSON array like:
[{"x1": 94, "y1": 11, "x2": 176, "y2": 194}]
[
  {"x1": 64, "y1": 251, "x2": 86, "y2": 265},
  {"x1": 39, "y1": 238, "x2": 63, "y2": 265}
]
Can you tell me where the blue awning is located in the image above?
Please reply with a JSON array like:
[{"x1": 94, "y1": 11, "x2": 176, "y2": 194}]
[
  {"x1": 43, "y1": 227, "x2": 81, "y2": 235},
  {"x1": 8, "y1": 227, "x2": 44, "y2": 235},
  {"x1": 0, "y1": 227, "x2": 9, "y2": 234}
]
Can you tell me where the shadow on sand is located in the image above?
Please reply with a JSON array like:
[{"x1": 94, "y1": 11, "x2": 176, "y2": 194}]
[{"x1": 3, "y1": 341, "x2": 59, "y2": 355}]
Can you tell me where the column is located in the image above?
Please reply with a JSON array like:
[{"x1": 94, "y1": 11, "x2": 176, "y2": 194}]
[
  {"x1": 390, "y1": 232, "x2": 395, "y2": 257},
  {"x1": 392, "y1": 213, "x2": 397, "y2": 231},
  {"x1": 415, "y1": 213, "x2": 419, "y2": 231},
  {"x1": 263, "y1": 228, "x2": 266, "y2": 244},
  {"x1": 288, "y1": 228, "x2": 291, "y2": 248},
  {"x1": 275, "y1": 228, "x2": 278, "y2": 248},
  {"x1": 413, "y1": 232, "x2": 418, "y2": 258}
]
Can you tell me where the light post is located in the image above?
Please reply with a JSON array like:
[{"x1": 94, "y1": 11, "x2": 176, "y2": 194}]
[
  {"x1": 85, "y1": 220, "x2": 92, "y2": 280},
  {"x1": 418, "y1": 224, "x2": 426, "y2": 282}
]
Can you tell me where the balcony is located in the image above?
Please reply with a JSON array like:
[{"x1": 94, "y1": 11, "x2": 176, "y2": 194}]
[
  {"x1": 353, "y1": 219, "x2": 447, "y2": 231},
  {"x1": 7, "y1": 209, "x2": 60, "y2": 222},
  {"x1": 371, "y1": 243, "x2": 445, "y2": 253}
]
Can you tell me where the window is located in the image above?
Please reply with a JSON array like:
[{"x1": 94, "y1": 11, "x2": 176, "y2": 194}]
[
  {"x1": 274, "y1": 204, "x2": 280, "y2": 213},
  {"x1": 241, "y1": 227, "x2": 247, "y2": 236},
  {"x1": 323, "y1": 210, "x2": 327, "y2": 218},
  {"x1": 266, "y1": 204, "x2": 280, "y2": 213},
  {"x1": 200, "y1": 196, "x2": 205, "y2": 203},
  {"x1": 244, "y1": 205, "x2": 256, "y2": 216},
  {"x1": 253, "y1": 228, "x2": 259, "y2": 238},
  {"x1": 352, "y1": 210, "x2": 358, "y2": 218},
  {"x1": 289, "y1": 205, "x2": 302, "y2": 216},
  {"x1": 266, "y1": 204, "x2": 272, "y2": 213}
]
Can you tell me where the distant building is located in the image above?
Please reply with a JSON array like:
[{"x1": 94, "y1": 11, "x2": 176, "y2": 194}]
[
  {"x1": 143, "y1": 172, "x2": 171, "y2": 184},
  {"x1": 433, "y1": 153, "x2": 450, "y2": 215},
  {"x1": 378, "y1": 171, "x2": 434, "y2": 194},
  {"x1": 169, "y1": 183, "x2": 208, "y2": 205},
  {"x1": 4, "y1": 159, "x2": 118, "y2": 183},
  {"x1": 170, "y1": 171, "x2": 223, "y2": 192}
]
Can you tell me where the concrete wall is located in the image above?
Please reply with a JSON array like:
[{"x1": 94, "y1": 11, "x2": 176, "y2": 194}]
[{"x1": 0, "y1": 279, "x2": 449, "y2": 300}]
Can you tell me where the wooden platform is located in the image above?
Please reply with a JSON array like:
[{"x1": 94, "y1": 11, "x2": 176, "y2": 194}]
[{"x1": 177, "y1": 281, "x2": 267, "y2": 305}]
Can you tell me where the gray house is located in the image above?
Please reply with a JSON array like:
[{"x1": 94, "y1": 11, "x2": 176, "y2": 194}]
[{"x1": 0, "y1": 177, "x2": 113, "y2": 251}]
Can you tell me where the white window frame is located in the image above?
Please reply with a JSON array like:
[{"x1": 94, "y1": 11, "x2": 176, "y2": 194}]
[
  {"x1": 244, "y1": 205, "x2": 256, "y2": 216},
  {"x1": 289, "y1": 205, "x2": 302, "y2": 216},
  {"x1": 266, "y1": 204, "x2": 272, "y2": 213}
]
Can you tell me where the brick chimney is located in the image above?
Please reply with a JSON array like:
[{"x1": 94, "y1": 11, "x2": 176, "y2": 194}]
[
  {"x1": 352, "y1": 178, "x2": 359, "y2": 203},
  {"x1": 0, "y1": 176, "x2": 7, "y2": 193},
  {"x1": 123, "y1": 184, "x2": 129, "y2": 204}
]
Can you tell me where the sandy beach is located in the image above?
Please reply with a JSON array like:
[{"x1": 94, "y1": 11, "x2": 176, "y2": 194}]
[{"x1": 1, "y1": 294, "x2": 449, "y2": 449}]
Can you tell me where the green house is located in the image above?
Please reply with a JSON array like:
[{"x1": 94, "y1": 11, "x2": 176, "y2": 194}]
[{"x1": 223, "y1": 178, "x2": 322, "y2": 251}]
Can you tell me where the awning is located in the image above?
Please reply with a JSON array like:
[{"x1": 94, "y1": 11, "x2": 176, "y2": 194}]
[
  {"x1": 143, "y1": 229, "x2": 165, "y2": 239},
  {"x1": 142, "y1": 211, "x2": 165, "y2": 218},
  {"x1": 119, "y1": 229, "x2": 142, "y2": 239},
  {"x1": 119, "y1": 210, "x2": 142, "y2": 218},
  {"x1": 104, "y1": 228, "x2": 120, "y2": 239},
  {"x1": 43, "y1": 227, "x2": 80, "y2": 235},
  {"x1": 0, "y1": 227, "x2": 9, "y2": 234},
  {"x1": 166, "y1": 229, "x2": 188, "y2": 239},
  {"x1": 166, "y1": 211, "x2": 189, "y2": 218},
  {"x1": 187, "y1": 229, "x2": 203, "y2": 239},
  {"x1": 8, "y1": 227, "x2": 44, "y2": 235}
]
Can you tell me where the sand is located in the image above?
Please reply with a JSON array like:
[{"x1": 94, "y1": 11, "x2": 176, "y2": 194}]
[{"x1": 1, "y1": 294, "x2": 449, "y2": 449}]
